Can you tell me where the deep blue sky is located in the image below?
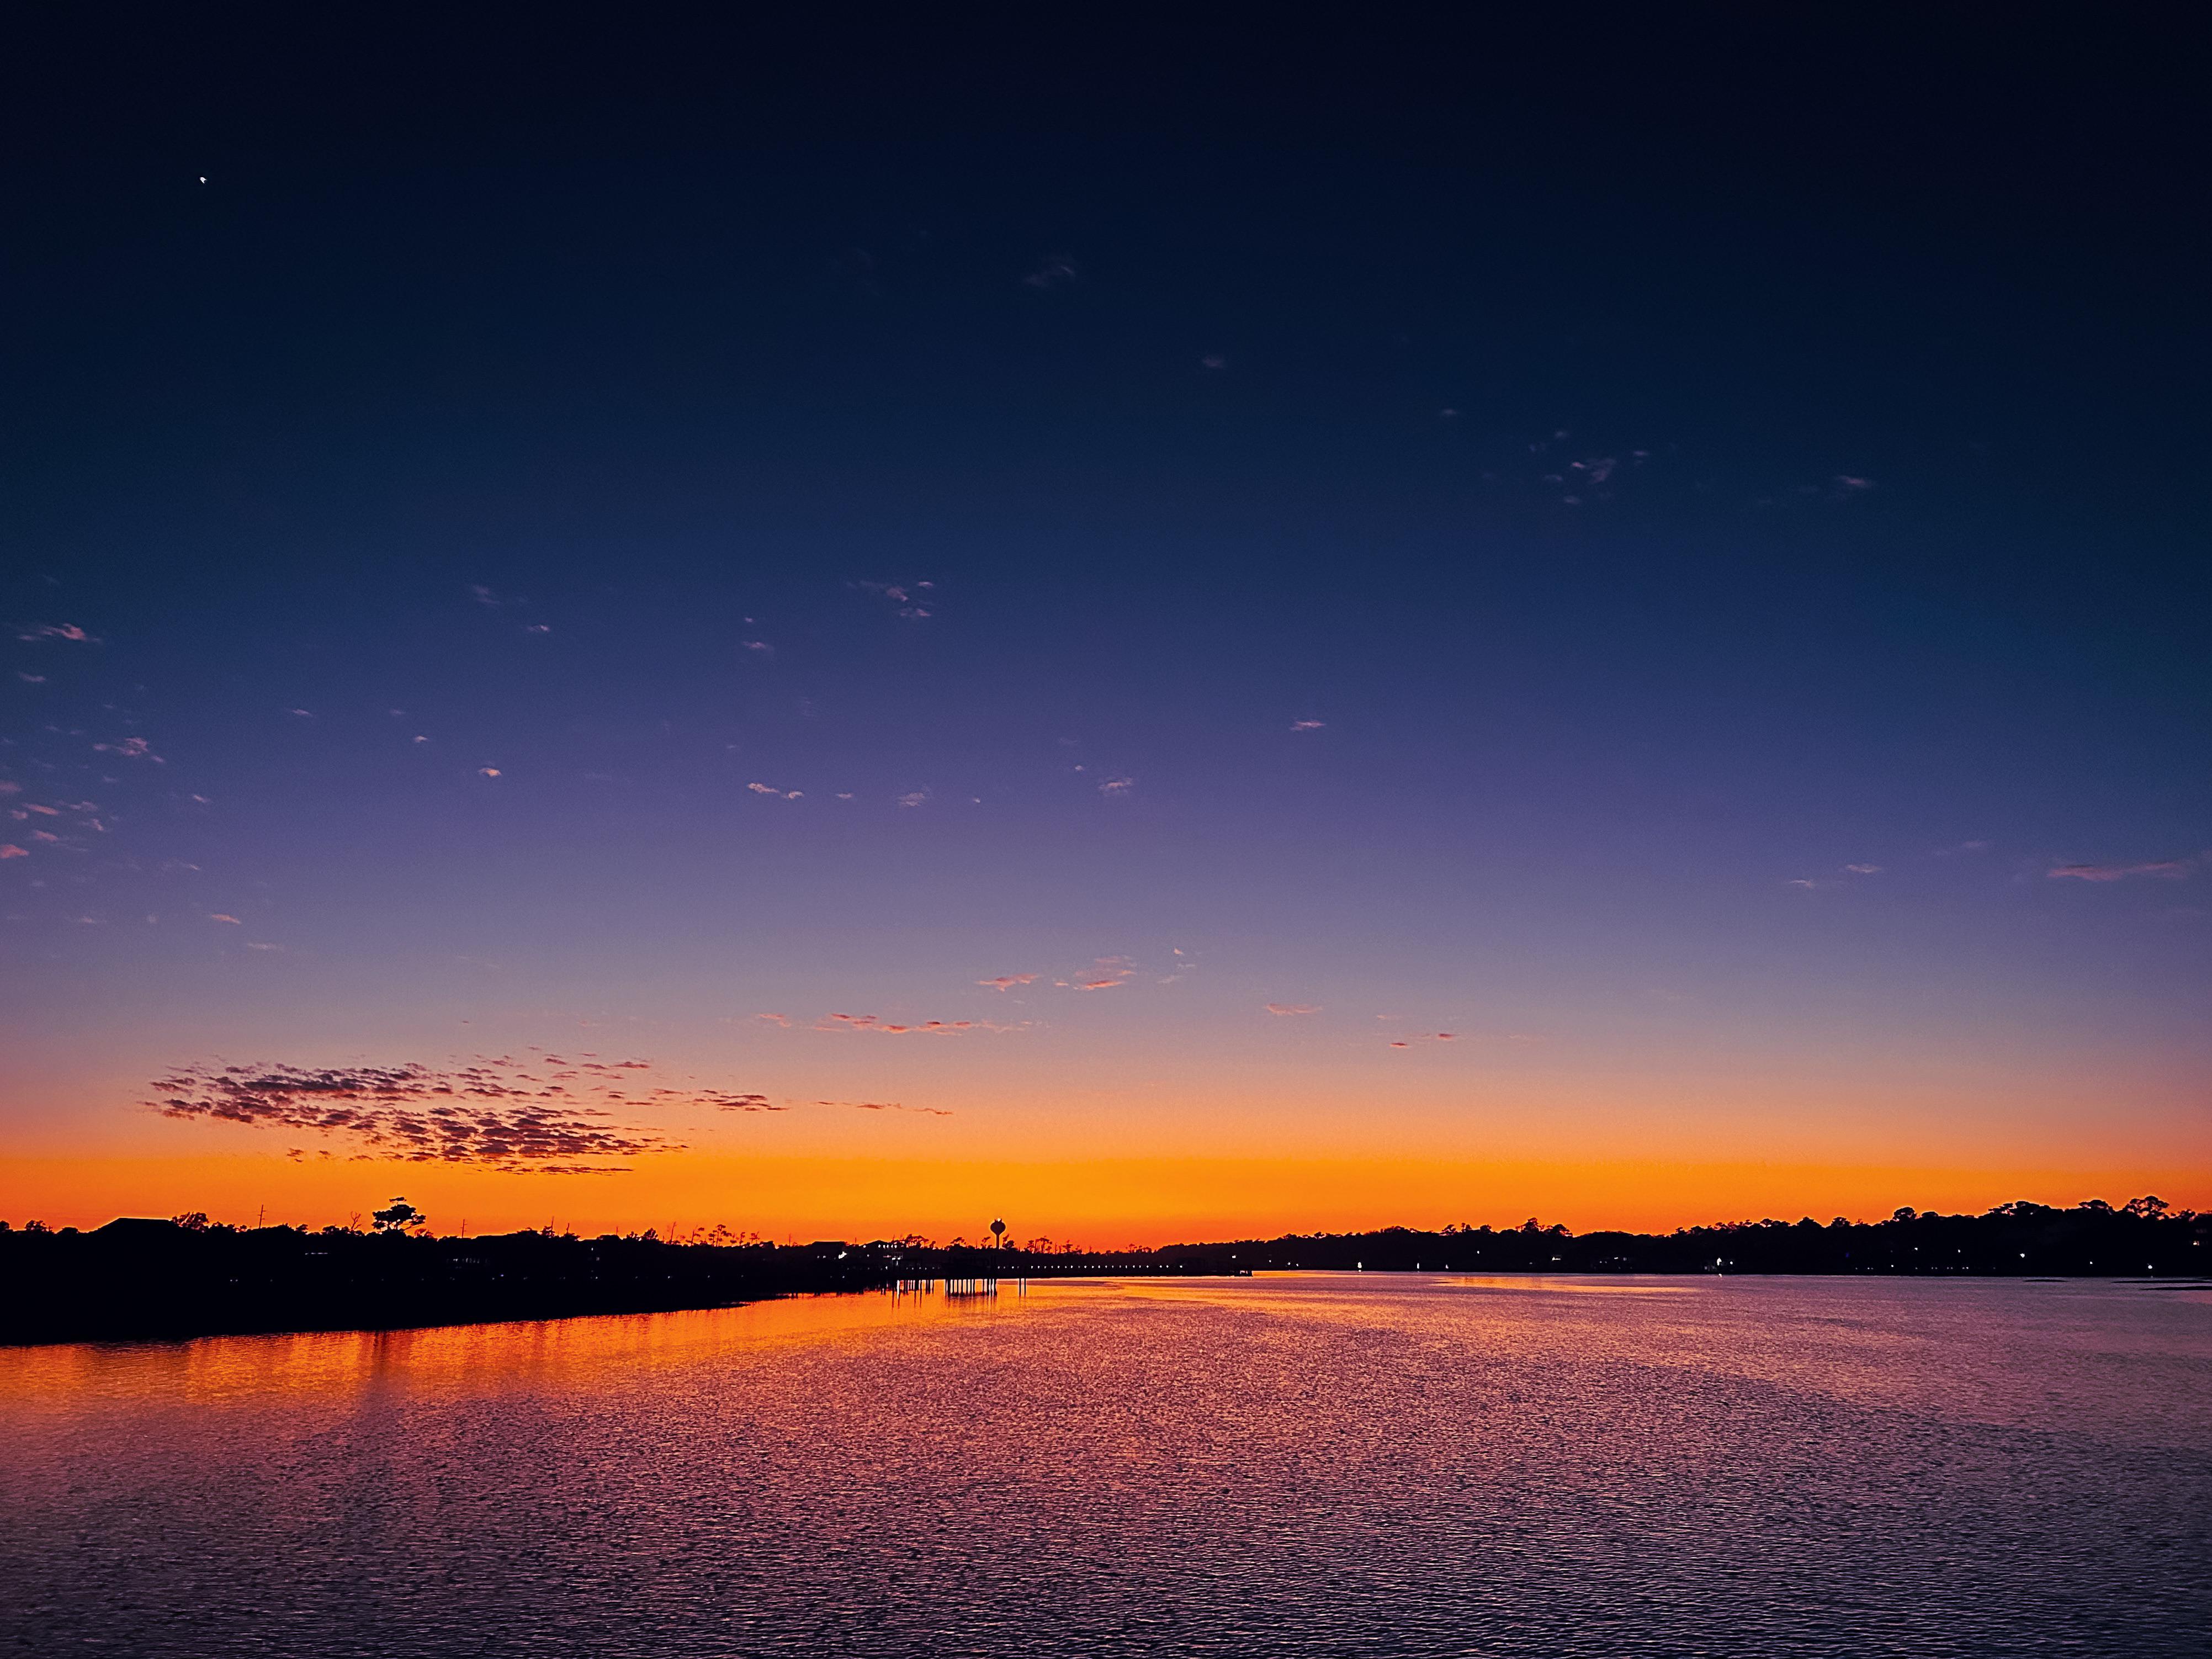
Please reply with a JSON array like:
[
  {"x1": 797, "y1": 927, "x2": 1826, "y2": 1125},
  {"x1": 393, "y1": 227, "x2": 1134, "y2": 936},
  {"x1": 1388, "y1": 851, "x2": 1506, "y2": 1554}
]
[{"x1": 3, "y1": 8, "x2": 2206, "y2": 1233}]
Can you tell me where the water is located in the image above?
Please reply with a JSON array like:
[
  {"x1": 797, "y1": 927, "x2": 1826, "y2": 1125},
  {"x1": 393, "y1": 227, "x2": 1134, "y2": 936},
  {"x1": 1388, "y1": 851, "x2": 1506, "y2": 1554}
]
[{"x1": 3, "y1": 1274, "x2": 2208, "y2": 1657}]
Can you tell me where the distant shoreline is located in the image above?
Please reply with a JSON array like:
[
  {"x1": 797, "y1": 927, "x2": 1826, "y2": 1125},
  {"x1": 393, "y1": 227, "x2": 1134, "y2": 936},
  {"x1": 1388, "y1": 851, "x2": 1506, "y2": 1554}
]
[{"x1": 2, "y1": 1199, "x2": 2200, "y2": 1347}]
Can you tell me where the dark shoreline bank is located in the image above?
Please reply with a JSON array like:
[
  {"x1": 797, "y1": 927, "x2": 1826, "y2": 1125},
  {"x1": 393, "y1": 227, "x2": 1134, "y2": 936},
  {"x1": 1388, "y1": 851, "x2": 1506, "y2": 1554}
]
[
  {"x1": 0, "y1": 1221, "x2": 1214, "y2": 1347},
  {"x1": 3, "y1": 1198, "x2": 2201, "y2": 1347}
]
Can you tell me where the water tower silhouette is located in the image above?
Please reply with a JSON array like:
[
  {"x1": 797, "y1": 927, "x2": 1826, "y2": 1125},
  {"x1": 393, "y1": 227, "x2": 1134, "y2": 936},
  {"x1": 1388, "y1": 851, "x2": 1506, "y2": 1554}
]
[{"x1": 990, "y1": 1218, "x2": 1006, "y2": 1251}]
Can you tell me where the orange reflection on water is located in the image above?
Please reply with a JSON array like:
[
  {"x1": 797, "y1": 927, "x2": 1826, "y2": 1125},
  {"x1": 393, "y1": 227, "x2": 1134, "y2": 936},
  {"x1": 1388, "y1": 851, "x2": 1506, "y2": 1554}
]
[
  {"x1": 0, "y1": 1282, "x2": 1020, "y2": 1407},
  {"x1": 2, "y1": 1274, "x2": 2208, "y2": 1659}
]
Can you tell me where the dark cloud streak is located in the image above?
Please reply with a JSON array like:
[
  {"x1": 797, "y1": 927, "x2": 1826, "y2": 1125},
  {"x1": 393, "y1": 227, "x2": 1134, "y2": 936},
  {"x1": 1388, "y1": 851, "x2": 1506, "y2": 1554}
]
[{"x1": 150, "y1": 1057, "x2": 679, "y2": 1171}]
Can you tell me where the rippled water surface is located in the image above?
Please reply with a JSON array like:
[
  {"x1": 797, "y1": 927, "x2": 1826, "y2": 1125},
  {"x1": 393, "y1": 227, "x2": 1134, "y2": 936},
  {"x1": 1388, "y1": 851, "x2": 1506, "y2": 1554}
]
[{"x1": 4, "y1": 1274, "x2": 2209, "y2": 1657}]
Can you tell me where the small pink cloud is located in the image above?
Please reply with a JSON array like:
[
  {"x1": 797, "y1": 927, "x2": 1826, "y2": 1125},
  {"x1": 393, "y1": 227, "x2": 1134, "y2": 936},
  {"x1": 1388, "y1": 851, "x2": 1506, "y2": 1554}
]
[
  {"x1": 755, "y1": 1013, "x2": 792, "y2": 1027},
  {"x1": 0, "y1": 844, "x2": 26, "y2": 859},
  {"x1": 1098, "y1": 776, "x2": 1135, "y2": 796},
  {"x1": 1265, "y1": 1003, "x2": 1321, "y2": 1016},
  {"x1": 2048, "y1": 858, "x2": 2197, "y2": 882},
  {"x1": 979, "y1": 974, "x2": 1038, "y2": 992},
  {"x1": 1843, "y1": 863, "x2": 1882, "y2": 875},
  {"x1": 19, "y1": 624, "x2": 97, "y2": 643},
  {"x1": 479, "y1": 767, "x2": 501, "y2": 778},
  {"x1": 895, "y1": 790, "x2": 930, "y2": 808},
  {"x1": 1290, "y1": 720, "x2": 1325, "y2": 732},
  {"x1": 93, "y1": 737, "x2": 161, "y2": 762},
  {"x1": 208, "y1": 913, "x2": 241, "y2": 924},
  {"x1": 816, "y1": 1013, "x2": 985, "y2": 1036},
  {"x1": 852, "y1": 580, "x2": 936, "y2": 621}
]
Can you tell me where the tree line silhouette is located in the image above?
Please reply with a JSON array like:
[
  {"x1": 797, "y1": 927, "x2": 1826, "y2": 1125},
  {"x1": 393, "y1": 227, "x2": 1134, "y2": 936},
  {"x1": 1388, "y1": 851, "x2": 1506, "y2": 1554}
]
[
  {"x1": 0, "y1": 1206, "x2": 888, "y2": 1344},
  {"x1": 1147, "y1": 1196, "x2": 2203, "y2": 1276},
  {"x1": 0, "y1": 1195, "x2": 2199, "y2": 1344}
]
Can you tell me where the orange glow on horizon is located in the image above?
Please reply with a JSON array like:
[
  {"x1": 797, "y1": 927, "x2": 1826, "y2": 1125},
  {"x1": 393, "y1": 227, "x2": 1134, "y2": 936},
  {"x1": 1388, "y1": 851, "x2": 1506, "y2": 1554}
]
[{"x1": 3, "y1": 1149, "x2": 2200, "y2": 1247}]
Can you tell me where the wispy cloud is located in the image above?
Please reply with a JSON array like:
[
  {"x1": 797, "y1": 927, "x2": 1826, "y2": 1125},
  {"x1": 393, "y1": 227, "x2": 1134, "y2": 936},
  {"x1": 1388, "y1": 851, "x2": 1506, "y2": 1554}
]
[
  {"x1": 1842, "y1": 863, "x2": 1882, "y2": 875},
  {"x1": 755, "y1": 1013, "x2": 793, "y2": 1027},
  {"x1": 1058, "y1": 955, "x2": 1142, "y2": 992},
  {"x1": 93, "y1": 737, "x2": 162, "y2": 762},
  {"x1": 679, "y1": 1089, "x2": 783, "y2": 1113},
  {"x1": 814, "y1": 1013, "x2": 1004, "y2": 1035},
  {"x1": 895, "y1": 790, "x2": 930, "y2": 808},
  {"x1": 851, "y1": 579, "x2": 936, "y2": 621},
  {"x1": 0, "y1": 845, "x2": 25, "y2": 859},
  {"x1": 978, "y1": 973, "x2": 1038, "y2": 992},
  {"x1": 1289, "y1": 719, "x2": 1325, "y2": 732},
  {"x1": 1098, "y1": 776, "x2": 1135, "y2": 797},
  {"x1": 2047, "y1": 856, "x2": 2199, "y2": 882},
  {"x1": 1022, "y1": 255, "x2": 1078, "y2": 289},
  {"x1": 823, "y1": 1099, "x2": 954, "y2": 1117},
  {"x1": 747, "y1": 781, "x2": 803, "y2": 799},
  {"x1": 17, "y1": 624, "x2": 98, "y2": 643},
  {"x1": 1265, "y1": 1003, "x2": 1322, "y2": 1016}
]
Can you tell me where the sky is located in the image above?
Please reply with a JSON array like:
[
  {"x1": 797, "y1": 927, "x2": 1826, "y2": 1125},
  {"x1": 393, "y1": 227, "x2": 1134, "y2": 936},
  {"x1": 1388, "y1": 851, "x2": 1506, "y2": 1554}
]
[{"x1": 2, "y1": 11, "x2": 2206, "y2": 1241}]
